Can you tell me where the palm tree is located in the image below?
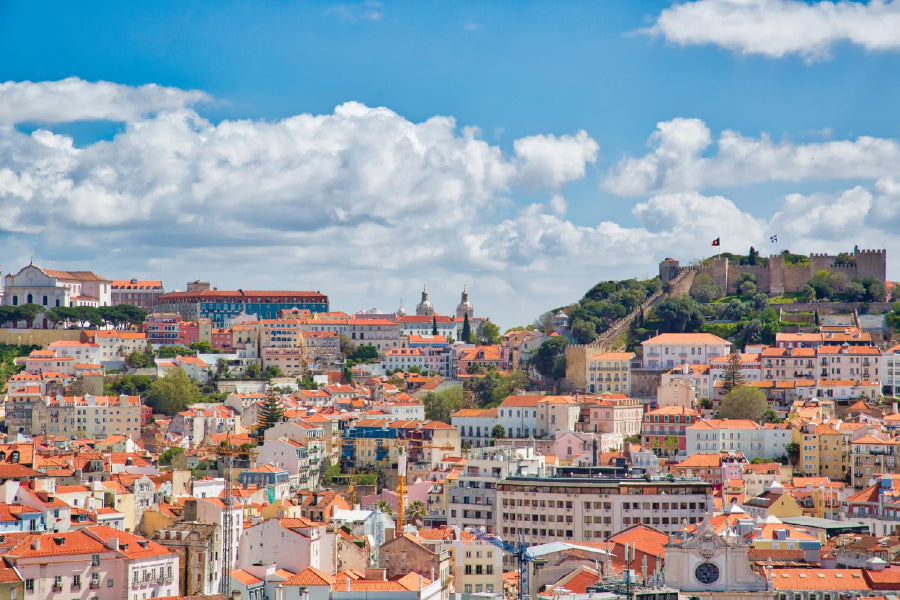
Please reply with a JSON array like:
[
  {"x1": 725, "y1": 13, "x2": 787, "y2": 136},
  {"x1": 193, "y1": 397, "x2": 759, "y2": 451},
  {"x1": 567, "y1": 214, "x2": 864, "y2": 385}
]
[
  {"x1": 374, "y1": 500, "x2": 393, "y2": 516},
  {"x1": 405, "y1": 500, "x2": 428, "y2": 527}
]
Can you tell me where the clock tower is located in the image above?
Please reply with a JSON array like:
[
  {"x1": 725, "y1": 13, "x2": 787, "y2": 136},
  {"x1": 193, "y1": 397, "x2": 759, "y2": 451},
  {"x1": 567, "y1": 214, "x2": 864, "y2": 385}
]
[{"x1": 664, "y1": 520, "x2": 774, "y2": 600}]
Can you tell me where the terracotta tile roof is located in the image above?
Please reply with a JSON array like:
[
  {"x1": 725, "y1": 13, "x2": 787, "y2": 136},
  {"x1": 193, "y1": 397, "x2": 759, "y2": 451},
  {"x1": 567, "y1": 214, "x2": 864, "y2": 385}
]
[
  {"x1": 283, "y1": 566, "x2": 336, "y2": 587},
  {"x1": 769, "y1": 569, "x2": 870, "y2": 591},
  {"x1": 642, "y1": 333, "x2": 730, "y2": 345}
]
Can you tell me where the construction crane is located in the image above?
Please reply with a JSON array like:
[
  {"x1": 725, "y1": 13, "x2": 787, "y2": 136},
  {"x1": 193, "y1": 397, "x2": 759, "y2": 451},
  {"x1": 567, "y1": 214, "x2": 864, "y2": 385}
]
[
  {"x1": 393, "y1": 438, "x2": 454, "y2": 533},
  {"x1": 209, "y1": 432, "x2": 256, "y2": 598},
  {"x1": 465, "y1": 528, "x2": 611, "y2": 600}
]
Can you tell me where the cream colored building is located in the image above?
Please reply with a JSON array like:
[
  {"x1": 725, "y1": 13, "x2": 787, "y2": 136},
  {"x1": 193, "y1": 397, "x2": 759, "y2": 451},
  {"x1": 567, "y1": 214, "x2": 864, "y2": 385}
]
[{"x1": 585, "y1": 351, "x2": 634, "y2": 395}]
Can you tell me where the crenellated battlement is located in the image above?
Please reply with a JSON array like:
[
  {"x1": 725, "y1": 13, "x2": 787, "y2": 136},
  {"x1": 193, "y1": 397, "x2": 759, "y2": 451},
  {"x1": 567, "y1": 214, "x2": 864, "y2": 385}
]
[{"x1": 662, "y1": 246, "x2": 887, "y2": 296}]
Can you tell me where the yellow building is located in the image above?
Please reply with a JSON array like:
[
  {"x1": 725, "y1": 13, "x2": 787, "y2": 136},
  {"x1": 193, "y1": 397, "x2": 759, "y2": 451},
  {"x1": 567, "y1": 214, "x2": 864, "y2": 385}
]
[
  {"x1": 586, "y1": 352, "x2": 634, "y2": 395},
  {"x1": 816, "y1": 422, "x2": 850, "y2": 481}
]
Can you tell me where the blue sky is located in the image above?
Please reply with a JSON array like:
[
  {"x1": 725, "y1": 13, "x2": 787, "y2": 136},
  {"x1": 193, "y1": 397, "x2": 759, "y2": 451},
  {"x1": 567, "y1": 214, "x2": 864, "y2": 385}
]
[{"x1": 1, "y1": 0, "x2": 900, "y2": 326}]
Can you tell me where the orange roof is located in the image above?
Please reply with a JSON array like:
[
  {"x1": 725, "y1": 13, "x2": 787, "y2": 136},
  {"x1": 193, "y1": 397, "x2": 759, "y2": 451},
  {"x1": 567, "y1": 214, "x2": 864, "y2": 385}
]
[
  {"x1": 283, "y1": 566, "x2": 336, "y2": 587},
  {"x1": 769, "y1": 569, "x2": 869, "y2": 591},
  {"x1": 230, "y1": 570, "x2": 263, "y2": 586},
  {"x1": 674, "y1": 454, "x2": 723, "y2": 468},
  {"x1": 642, "y1": 333, "x2": 730, "y2": 345}
]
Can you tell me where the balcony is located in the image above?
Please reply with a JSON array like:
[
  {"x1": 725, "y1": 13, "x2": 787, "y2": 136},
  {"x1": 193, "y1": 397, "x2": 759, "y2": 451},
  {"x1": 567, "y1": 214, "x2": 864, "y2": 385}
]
[
  {"x1": 90, "y1": 582, "x2": 101, "y2": 590},
  {"x1": 52, "y1": 584, "x2": 63, "y2": 592}
]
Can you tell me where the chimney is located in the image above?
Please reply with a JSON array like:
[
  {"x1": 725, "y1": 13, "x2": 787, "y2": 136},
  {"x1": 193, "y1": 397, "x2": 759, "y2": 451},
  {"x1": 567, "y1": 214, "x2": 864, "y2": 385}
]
[
  {"x1": 31, "y1": 538, "x2": 39, "y2": 550},
  {"x1": 346, "y1": 578, "x2": 351, "y2": 591},
  {"x1": 184, "y1": 499, "x2": 198, "y2": 522},
  {"x1": 106, "y1": 537, "x2": 119, "y2": 551}
]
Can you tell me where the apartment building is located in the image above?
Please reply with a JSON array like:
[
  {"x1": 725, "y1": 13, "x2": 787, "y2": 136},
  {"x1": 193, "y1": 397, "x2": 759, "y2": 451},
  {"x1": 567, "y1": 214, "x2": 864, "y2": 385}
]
[
  {"x1": 142, "y1": 313, "x2": 199, "y2": 347},
  {"x1": 686, "y1": 418, "x2": 790, "y2": 460},
  {"x1": 641, "y1": 333, "x2": 730, "y2": 370},
  {"x1": 851, "y1": 435, "x2": 900, "y2": 489},
  {"x1": 447, "y1": 446, "x2": 547, "y2": 534},
  {"x1": 31, "y1": 394, "x2": 144, "y2": 439},
  {"x1": 584, "y1": 351, "x2": 634, "y2": 395},
  {"x1": 496, "y1": 472, "x2": 712, "y2": 543},
  {"x1": 641, "y1": 406, "x2": 700, "y2": 456},
  {"x1": 111, "y1": 279, "x2": 165, "y2": 311},
  {"x1": 155, "y1": 290, "x2": 329, "y2": 326},
  {"x1": 0, "y1": 526, "x2": 179, "y2": 600}
]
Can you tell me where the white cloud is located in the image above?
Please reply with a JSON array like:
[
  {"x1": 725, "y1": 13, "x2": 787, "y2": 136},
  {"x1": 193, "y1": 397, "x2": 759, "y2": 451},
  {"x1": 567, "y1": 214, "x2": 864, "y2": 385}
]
[
  {"x1": 3, "y1": 78, "x2": 899, "y2": 327},
  {"x1": 514, "y1": 130, "x2": 599, "y2": 189},
  {"x1": 0, "y1": 78, "x2": 209, "y2": 124},
  {"x1": 324, "y1": 1, "x2": 383, "y2": 22},
  {"x1": 604, "y1": 117, "x2": 900, "y2": 196},
  {"x1": 646, "y1": 0, "x2": 900, "y2": 61}
]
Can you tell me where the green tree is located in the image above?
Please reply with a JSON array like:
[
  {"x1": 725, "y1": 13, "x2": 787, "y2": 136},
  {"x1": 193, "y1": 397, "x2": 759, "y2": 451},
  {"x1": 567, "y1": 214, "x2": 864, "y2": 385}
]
[
  {"x1": 738, "y1": 280, "x2": 757, "y2": 297},
  {"x1": 158, "y1": 447, "x2": 185, "y2": 466},
  {"x1": 843, "y1": 280, "x2": 866, "y2": 301},
  {"x1": 655, "y1": 295, "x2": 705, "y2": 333},
  {"x1": 721, "y1": 348, "x2": 745, "y2": 394},
  {"x1": 422, "y1": 386, "x2": 466, "y2": 422},
  {"x1": 264, "y1": 365, "x2": 284, "y2": 379},
  {"x1": 808, "y1": 270, "x2": 838, "y2": 299},
  {"x1": 297, "y1": 374, "x2": 319, "y2": 390},
  {"x1": 479, "y1": 321, "x2": 501, "y2": 345},
  {"x1": 689, "y1": 272, "x2": 723, "y2": 303},
  {"x1": 157, "y1": 345, "x2": 196, "y2": 358},
  {"x1": 257, "y1": 393, "x2": 286, "y2": 438},
  {"x1": 14, "y1": 303, "x2": 45, "y2": 328},
  {"x1": 800, "y1": 285, "x2": 816, "y2": 302},
  {"x1": 491, "y1": 424, "x2": 506, "y2": 439},
  {"x1": 405, "y1": 500, "x2": 428, "y2": 526},
  {"x1": 471, "y1": 368, "x2": 528, "y2": 407},
  {"x1": 432, "y1": 316, "x2": 438, "y2": 336},
  {"x1": 461, "y1": 313, "x2": 473, "y2": 344},
  {"x1": 245, "y1": 362, "x2": 262, "y2": 379},
  {"x1": 532, "y1": 337, "x2": 568, "y2": 380},
  {"x1": 717, "y1": 386, "x2": 768, "y2": 421},
  {"x1": 760, "y1": 408, "x2": 782, "y2": 423},
  {"x1": 125, "y1": 350, "x2": 154, "y2": 369},
  {"x1": 190, "y1": 341, "x2": 214, "y2": 353},
  {"x1": 144, "y1": 367, "x2": 201, "y2": 415},
  {"x1": 466, "y1": 363, "x2": 483, "y2": 375},
  {"x1": 747, "y1": 246, "x2": 760, "y2": 265},
  {"x1": 662, "y1": 434, "x2": 680, "y2": 457},
  {"x1": 571, "y1": 320, "x2": 597, "y2": 344},
  {"x1": 785, "y1": 442, "x2": 800, "y2": 466},
  {"x1": 350, "y1": 345, "x2": 379, "y2": 362}
]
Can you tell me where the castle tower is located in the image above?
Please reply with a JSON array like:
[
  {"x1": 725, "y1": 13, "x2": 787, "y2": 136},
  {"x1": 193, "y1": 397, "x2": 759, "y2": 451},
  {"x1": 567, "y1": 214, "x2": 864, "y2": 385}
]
[
  {"x1": 455, "y1": 286, "x2": 474, "y2": 320},
  {"x1": 415, "y1": 286, "x2": 434, "y2": 316}
]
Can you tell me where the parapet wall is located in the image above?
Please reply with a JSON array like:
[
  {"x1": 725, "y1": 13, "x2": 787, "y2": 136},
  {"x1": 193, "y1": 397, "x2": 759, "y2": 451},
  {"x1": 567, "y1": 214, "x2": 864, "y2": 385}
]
[{"x1": 662, "y1": 246, "x2": 887, "y2": 296}]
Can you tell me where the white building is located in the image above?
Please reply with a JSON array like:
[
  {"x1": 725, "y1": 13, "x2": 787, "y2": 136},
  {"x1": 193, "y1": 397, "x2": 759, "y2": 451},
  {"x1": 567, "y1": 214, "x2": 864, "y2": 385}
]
[
  {"x1": 686, "y1": 418, "x2": 790, "y2": 460},
  {"x1": 238, "y1": 517, "x2": 322, "y2": 573},
  {"x1": 3, "y1": 264, "x2": 111, "y2": 309},
  {"x1": 641, "y1": 333, "x2": 731, "y2": 370}
]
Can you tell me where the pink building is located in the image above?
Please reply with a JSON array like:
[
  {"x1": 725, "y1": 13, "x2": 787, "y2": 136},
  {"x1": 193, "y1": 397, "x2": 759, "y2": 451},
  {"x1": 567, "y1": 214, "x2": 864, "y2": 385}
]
[
  {"x1": 142, "y1": 313, "x2": 200, "y2": 347},
  {"x1": 641, "y1": 405, "x2": 700, "y2": 455},
  {"x1": 0, "y1": 526, "x2": 178, "y2": 600}
]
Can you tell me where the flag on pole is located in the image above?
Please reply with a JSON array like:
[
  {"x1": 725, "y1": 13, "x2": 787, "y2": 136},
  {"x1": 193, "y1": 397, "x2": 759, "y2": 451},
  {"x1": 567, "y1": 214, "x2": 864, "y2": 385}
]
[
  {"x1": 770, "y1": 234, "x2": 778, "y2": 243},
  {"x1": 711, "y1": 238, "x2": 720, "y2": 246}
]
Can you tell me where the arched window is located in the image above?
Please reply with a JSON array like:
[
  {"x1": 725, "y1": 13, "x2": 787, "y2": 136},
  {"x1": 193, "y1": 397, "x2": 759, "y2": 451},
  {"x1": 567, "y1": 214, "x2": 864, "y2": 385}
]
[
  {"x1": 42, "y1": 296, "x2": 48, "y2": 306},
  {"x1": 26, "y1": 294, "x2": 33, "y2": 304}
]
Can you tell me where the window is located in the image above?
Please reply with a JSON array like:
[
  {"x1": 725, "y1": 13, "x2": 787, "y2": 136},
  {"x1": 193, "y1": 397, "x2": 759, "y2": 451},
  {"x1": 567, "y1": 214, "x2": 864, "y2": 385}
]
[
  {"x1": 92, "y1": 554, "x2": 100, "y2": 566},
  {"x1": 25, "y1": 580, "x2": 34, "y2": 592}
]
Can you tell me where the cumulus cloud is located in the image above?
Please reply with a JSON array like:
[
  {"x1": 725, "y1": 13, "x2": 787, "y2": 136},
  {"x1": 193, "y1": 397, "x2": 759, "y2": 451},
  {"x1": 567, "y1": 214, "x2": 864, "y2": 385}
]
[
  {"x1": 604, "y1": 117, "x2": 900, "y2": 196},
  {"x1": 514, "y1": 130, "x2": 599, "y2": 189},
  {"x1": 0, "y1": 79, "x2": 612, "y2": 325},
  {"x1": 0, "y1": 78, "x2": 209, "y2": 124},
  {"x1": 646, "y1": 0, "x2": 900, "y2": 61}
]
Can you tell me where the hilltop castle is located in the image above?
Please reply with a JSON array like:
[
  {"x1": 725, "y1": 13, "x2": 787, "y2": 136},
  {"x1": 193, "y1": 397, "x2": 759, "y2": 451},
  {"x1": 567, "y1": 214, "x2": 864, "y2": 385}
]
[{"x1": 660, "y1": 246, "x2": 886, "y2": 296}]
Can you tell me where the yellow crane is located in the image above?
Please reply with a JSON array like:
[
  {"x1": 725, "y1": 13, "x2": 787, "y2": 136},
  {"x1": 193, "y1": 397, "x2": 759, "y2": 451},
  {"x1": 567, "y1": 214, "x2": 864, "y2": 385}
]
[{"x1": 394, "y1": 439, "x2": 454, "y2": 533}]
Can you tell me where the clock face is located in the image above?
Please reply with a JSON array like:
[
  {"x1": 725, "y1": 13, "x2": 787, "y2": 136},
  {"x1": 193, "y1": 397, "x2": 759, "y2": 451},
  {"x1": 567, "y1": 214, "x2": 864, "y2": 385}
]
[{"x1": 695, "y1": 562, "x2": 720, "y2": 585}]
